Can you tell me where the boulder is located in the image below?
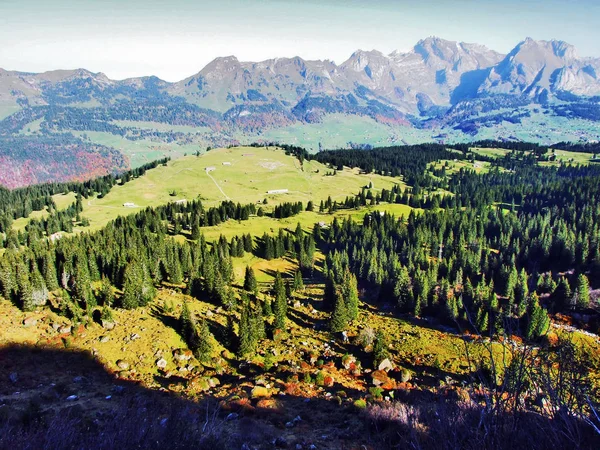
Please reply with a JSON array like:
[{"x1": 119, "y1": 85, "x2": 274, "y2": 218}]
[
  {"x1": 116, "y1": 360, "x2": 130, "y2": 370},
  {"x1": 173, "y1": 348, "x2": 193, "y2": 362},
  {"x1": 371, "y1": 370, "x2": 389, "y2": 386},
  {"x1": 102, "y1": 320, "x2": 115, "y2": 330},
  {"x1": 400, "y1": 369, "x2": 411, "y2": 383},
  {"x1": 58, "y1": 325, "x2": 72, "y2": 334},
  {"x1": 378, "y1": 358, "x2": 394, "y2": 372},
  {"x1": 251, "y1": 386, "x2": 271, "y2": 399},
  {"x1": 23, "y1": 317, "x2": 37, "y2": 327},
  {"x1": 156, "y1": 358, "x2": 168, "y2": 369}
]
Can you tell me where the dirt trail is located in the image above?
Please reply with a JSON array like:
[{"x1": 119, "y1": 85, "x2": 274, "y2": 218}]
[{"x1": 205, "y1": 170, "x2": 231, "y2": 200}]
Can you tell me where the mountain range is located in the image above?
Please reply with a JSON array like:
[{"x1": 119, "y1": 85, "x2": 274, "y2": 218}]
[{"x1": 1, "y1": 37, "x2": 600, "y2": 187}]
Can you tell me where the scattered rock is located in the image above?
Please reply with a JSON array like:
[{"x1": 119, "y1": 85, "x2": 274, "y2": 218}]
[
  {"x1": 99, "y1": 336, "x2": 110, "y2": 343},
  {"x1": 156, "y1": 358, "x2": 168, "y2": 369},
  {"x1": 173, "y1": 349, "x2": 193, "y2": 362},
  {"x1": 208, "y1": 377, "x2": 220, "y2": 388},
  {"x1": 400, "y1": 369, "x2": 411, "y2": 383},
  {"x1": 341, "y1": 355, "x2": 356, "y2": 370},
  {"x1": 226, "y1": 412, "x2": 239, "y2": 421},
  {"x1": 9, "y1": 373, "x2": 18, "y2": 384},
  {"x1": 371, "y1": 370, "x2": 390, "y2": 386},
  {"x1": 23, "y1": 317, "x2": 37, "y2": 327},
  {"x1": 58, "y1": 325, "x2": 72, "y2": 334},
  {"x1": 102, "y1": 320, "x2": 115, "y2": 330},
  {"x1": 116, "y1": 360, "x2": 130, "y2": 370},
  {"x1": 378, "y1": 358, "x2": 394, "y2": 372},
  {"x1": 130, "y1": 333, "x2": 141, "y2": 341},
  {"x1": 66, "y1": 395, "x2": 79, "y2": 401},
  {"x1": 251, "y1": 386, "x2": 271, "y2": 399}
]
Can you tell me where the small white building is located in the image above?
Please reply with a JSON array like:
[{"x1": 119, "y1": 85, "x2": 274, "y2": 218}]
[
  {"x1": 123, "y1": 202, "x2": 135, "y2": 208},
  {"x1": 175, "y1": 199, "x2": 187, "y2": 205},
  {"x1": 267, "y1": 189, "x2": 289, "y2": 195},
  {"x1": 206, "y1": 166, "x2": 216, "y2": 172},
  {"x1": 222, "y1": 162, "x2": 232, "y2": 166}
]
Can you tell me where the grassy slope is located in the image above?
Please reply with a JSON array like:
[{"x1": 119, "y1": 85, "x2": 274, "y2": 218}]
[
  {"x1": 78, "y1": 146, "x2": 402, "y2": 232},
  {"x1": 471, "y1": 147, "x2": 594, "y2": 166},
  {"x1": 12, "y1": 192, "x2": 77, "y2": 232}
]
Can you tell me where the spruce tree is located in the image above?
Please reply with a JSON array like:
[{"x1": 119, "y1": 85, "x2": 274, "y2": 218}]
[
  {"x1": 394, "y1": 266, "x2": 412, "y2": 311},
  {"x1": 237, "y1": 298, "x2": 253, "y2": 356},
  {"x1": 17, "y1": 268, "x2": 34, "y2": 312},
  {"x1": 329, "y1": 290, "x2": 348, "y2": 332},
  {"x1": 99, "y1": 276, "x2": 114, "y2": 306},
  {"x1": 196, "y1": 319, "x2": 214, "y2": 362},
  {"x1": 554, "y1": 277, "x2": 572, "y2": 311},
  {"x1": 574, "y1": 273, "x2": 590, "y2": 308},
  {"x1": 293, "y1": 269, "x2": 304, "y2": 292},
  {"x1": 273, "y1": 271, "x2": 287, "y2": 329}
]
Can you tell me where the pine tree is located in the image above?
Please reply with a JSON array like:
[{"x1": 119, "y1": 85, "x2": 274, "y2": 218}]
[
  {"x1": 329, "y1": 290, "x2": 349, "y2": 332},
  {"x1": 514, "y1": 269, "x2": 529, "y2": 317},
  {"x1": 196, "y1": 319, "x2": 214, "y2": 362},
  {"x1": 179, "y1": 300, "x2": 200, "y2": 351},
  {"x1": 273, "y1": 271, "x2": 287, "y2": 330},
  {"x1": 17, "y1": 268, "x2": 34, "y2": 312},
  {"x1": 394, "y1": 266, "x2": 412, "y2": 311},
  {"x1": 554, "y1": 277, "x2": 572, "y2": 311},
  {"x1": 574, "y1": 273, "x2": 590, "y2": 308},
  {"x1": 293, "y1": 269, "x2": 304, "y2": 292},
  {"x1": 99, "y1": 276, "x2": 114, "y2": 306},
  {"x1": 237, "y1": 298, "x2": 253, "y2": 356},
  {"x1": 526, "y1": 296, "x2": 550, "y2": 340}
]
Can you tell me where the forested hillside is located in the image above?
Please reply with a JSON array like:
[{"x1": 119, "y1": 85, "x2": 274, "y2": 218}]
[{"x1": 1, "y1": 143, "x2": 599, "y2": 449}]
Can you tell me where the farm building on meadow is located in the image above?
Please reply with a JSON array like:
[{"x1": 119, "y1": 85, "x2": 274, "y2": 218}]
[
  {"x1": 267, "y1": 189, "x2": 289, "y2": 195},
  {"x1": 205, "y1": 166, "x2": 216, "y2": 172},
  {"x1": 222, "y1": 162, "x2": 232, "y2": 166},
  {"x1": 123, "y1": 202, "x2": 135, "y2": 207}
]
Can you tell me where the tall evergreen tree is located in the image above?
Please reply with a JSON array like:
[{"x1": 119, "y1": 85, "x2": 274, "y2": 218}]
[
  {"x1": 329, "y1": 290, "x2": 349, "y2": 332},
  {"x1": 273, "y1": 271, "x2": 287, "y2": 329},
  {"x1": 574, "y1": 273, "x2": 590, "y2": 308}
]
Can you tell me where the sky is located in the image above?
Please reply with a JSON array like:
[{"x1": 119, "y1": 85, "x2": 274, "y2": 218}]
[{"x1": 0, "y1": 0, "x2": 599, "y2": 81}]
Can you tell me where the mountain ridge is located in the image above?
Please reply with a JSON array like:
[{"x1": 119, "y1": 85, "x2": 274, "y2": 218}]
[{"x1": 1, "y1": 36, "x2": 600, "y2": 187}]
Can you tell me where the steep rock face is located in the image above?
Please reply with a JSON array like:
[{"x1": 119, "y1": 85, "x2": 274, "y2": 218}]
[
  {"x1": 168, "y1": 56, "x2": 340, "y2": 112},
  {"x1": 338, "y1": 38, "x2": 504, "y2": 113},
  {"x1": 1, "y1": 37, "x2": 598, "y2": 127},
  {"x1": 478, "y1": 38, "x2": 600, "y2": 98}
]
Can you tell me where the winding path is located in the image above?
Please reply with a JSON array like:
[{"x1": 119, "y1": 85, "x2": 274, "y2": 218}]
[{"x1": 205, "y1": 170, "x2": 231, "y2": 201}]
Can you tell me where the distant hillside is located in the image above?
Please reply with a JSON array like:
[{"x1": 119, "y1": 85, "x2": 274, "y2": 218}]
[{"x1": 1, "y1": 37, "x2": 599, "y2": 187}]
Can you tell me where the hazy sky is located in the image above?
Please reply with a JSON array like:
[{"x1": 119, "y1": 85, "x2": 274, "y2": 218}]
[{"x1": 1, "y1": 0, "x2": 598, "y2": 81}]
